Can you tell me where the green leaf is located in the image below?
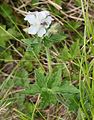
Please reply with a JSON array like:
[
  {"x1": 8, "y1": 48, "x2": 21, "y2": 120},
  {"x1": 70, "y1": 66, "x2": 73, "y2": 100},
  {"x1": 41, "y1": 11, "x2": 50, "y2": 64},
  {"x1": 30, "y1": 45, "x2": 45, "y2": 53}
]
[
  {"x1": 8, "y1": 27, "x2": 20, "y2": 37},
  {"x1": 44, "y1": 32, "x2": 67, "y2": 47},
  {"x1": 0, "y1": 46, "x2": 5, "y2": 52},
  {"x1": 40, "y1": 91, "x2": 57, "y2": 108},
  {"x1": 0, "y1": 50, "x2": 12, "y2": 60},
  {"x1": 0, "y1": 3, "x2": 16, "y2": 24},
  {"x1": 22, "y1": 61, "x2": 33, "y2": 72},
  {"x1": 60, "y1": 46, "x2": 71, "y2": 61},
  {"x1": 21, "y1": 38, "x2": 39, "y2": 46},
  {"x1": 24, "y1": 84, "x2": 40, "y2": 95},
  {"x1": 0, "y1": 26, "x2": 20, "y2": 49},
  {"x1": 14, "y1": 68, "x2": 29, "y2": 87},
  {"x1": 50, "y1": 32, "x2": 67, "y2": 42},
  {"x1": 63, "y1": 93, "x2": 79, "y2": 111},
  {"x1": 0, "y1": 25, "x2": 11, "y2": 47},
  {"x1": 15, "y1": 93, "x2": 25, "y2": 111},
  {"x1": 55, "y1": 0, "x2": 62, "y2": 4},
  {"x1": 32, "y1": 0, "x2": 39, "y2": 4},
  {"x1": 25, "y1": 102, "x2": 34, "y2": 114},
  {"x1": 65, "y1": 21, "x2": 81, "y2": 31},
  {"x1": 0, "y1": 3, "x2": 13, "y2": 17},
  {"x1": 59, "y1": 81, "x2": 79, "y2": 94},
  {"x1": 35, "y1": 69, "x2": 47, "y2": 88},
  {"x1": 70, "y1": 41, "x2": 79, "y2": 59},
  {"x1": 47, "y1": 68, "x2": 62, "y2": 89},
  {"x1": 75, "y1": 0, "x2": 81, "y2": 6}
]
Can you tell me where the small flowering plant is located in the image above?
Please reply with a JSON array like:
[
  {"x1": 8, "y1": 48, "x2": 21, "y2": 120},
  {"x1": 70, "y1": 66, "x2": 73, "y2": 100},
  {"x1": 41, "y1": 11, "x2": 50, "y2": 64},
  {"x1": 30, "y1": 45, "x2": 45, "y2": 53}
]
[{"x1": 24, "y1": 10, "x2": 53, "y2": 37}]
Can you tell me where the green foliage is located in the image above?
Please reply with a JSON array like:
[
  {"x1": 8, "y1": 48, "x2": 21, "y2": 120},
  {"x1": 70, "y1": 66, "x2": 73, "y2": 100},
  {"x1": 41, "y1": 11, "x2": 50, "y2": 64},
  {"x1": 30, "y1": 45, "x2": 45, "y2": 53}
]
[
  {"x1": 60, "y1": 41, "x2": 80, "y2": 61},
  {"x1": 4, "y1": 68, "x2": 29, "y2": 89},
  {"x1": 70, "y1": 40, "x2": 79, "y2": 59},
  {"x1": 75, "y1": 0, "x2": 81, "y2": 6},
  {"x1": 55, "y1": 0, "x2": 62, "y2": 4},
  {"x1": 0, "y1": 25, "x2": 20, "y2": 47},
  {"x1": 0, "y1": 25, "x2": 21, "y2": 60},
  {"x1": 24, "y1": 68, "x2": 79, "y2": 108},
  {"x1": 31, "y1": 0, "x2": 39, "y2": 4},
  {"x1": 0, "y1": 50, "x2": 12, "y2": 60},
  {"x1": 60, "y1": 46, "x2": 71, "y2": 61},
  {"x1": 63, "y1": 93, "x2": 79, "y2": 111},
  {"x1": 44, "y1": 32, "x2": 67, "y2": 47},
  {"x1": 0, "y1": 25, "x2": 11, "y2": 47},
  {"x1": 0, "y1": 3, "x2": 16, "y2": 27},
  {"x1": 0, "y1": 3, "x2": 13, "y2": 17},
  {"x1": 14, "y1": 68, "x2": 29, "y2": 87},
  {"x1": 22, "y1": 38, "x2": 42, "y2": 54},
  {"x1": 20, "y1": 38, "x2": 42, "y2": 72},
  {"x1": 59, "y1": 81, "x2": 79, "y2": 93},
  {"x1": 65, "y1": 20, "x2": 81, "y2": 31}
]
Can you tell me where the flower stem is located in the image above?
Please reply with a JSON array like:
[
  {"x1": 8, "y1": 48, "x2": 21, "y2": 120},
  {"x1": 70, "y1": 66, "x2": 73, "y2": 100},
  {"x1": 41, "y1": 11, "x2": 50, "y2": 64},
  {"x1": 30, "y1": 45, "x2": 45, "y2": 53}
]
[{"x1": 45, "y1": 47, "x2": 52, "y2": 74}]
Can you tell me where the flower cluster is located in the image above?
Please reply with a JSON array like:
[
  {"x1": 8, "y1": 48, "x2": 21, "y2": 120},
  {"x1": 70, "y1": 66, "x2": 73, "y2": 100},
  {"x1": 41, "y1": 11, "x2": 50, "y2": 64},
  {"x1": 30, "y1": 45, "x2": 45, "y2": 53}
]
[{"x1": 24, "y1": 11, "x2": 53, "y2": 37}]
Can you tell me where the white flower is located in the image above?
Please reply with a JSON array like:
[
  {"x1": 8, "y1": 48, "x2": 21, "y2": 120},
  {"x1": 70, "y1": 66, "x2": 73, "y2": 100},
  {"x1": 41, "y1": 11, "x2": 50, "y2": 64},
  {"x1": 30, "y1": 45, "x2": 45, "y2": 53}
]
[{"x1": 24, "y1": 11, "x2": 53, "y2": 37}]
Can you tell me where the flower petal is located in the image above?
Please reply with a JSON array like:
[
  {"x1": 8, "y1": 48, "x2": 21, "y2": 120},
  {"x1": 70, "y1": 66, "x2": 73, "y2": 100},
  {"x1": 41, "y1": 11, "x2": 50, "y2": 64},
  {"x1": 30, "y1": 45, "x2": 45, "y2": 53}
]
[
  {"x1": 24, "y1": 14, "x2": 36, "y2": 24},
  {"x1": 28, "y1": 25, "x2": 39, "y2": 35},
  {"x1": 38, "y1": 11, "x2": 50, "y2": 21},
  {"x1": 37, "y1": 27, "x2": 46, "y2": 37},
  {"x1": 45, "y1": 16, "x2": 53, "y2": 28}
]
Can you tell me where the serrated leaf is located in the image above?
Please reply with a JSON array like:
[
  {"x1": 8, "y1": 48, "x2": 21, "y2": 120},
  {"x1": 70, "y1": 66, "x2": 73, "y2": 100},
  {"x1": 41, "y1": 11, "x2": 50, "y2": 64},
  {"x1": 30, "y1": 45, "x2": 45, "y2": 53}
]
[
  {"x1": 24, "y1": 84, "x2": 40, "y2": 95},
  {"x1": 65, "y1": 21, "x2": 81, "y2": 31},
  {"x1": 14, "y1": 68, "x2": 29, "y2": 87},
  {"x1": 70, "y1": 41, "x2": 79, "y2": 59},
  {"x1": 47, "y1": 68, "x2": 62, "y2": 89},
  {"x1": 63, "y1": 93, "x2": 79, "y2": 111},
  {"x1": 60, "y1": 46, "x2": 71, "y2": 61},
  {"x1": 44, "y1": 32, "x2": 67, "y2": 47},
  {"x1": 59, "y1": 81, "x2": 79, "y2": 94},
  {"x1": 50, "y1": 32, "x2": 67, "y2": 42},
  {"x1": 21, "y1": 38, "x2": 39, "y2": 46},
  {"x1": 40, "y1": 91, "x2": 57, "y2": 108},
  {"x1": 35, "y1": 69, "x2": 47, "y2": 88}
]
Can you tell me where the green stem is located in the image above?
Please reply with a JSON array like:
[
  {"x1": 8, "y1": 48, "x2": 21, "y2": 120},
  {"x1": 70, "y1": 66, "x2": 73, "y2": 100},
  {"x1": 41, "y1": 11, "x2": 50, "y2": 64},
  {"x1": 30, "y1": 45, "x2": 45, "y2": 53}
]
[
  {"x1": 31, "y1": 94, "x2": 40, "y2": 120},
  {"x1": 79, "y1": 60, "x2": 90, "y2": 120},
  {"x1": 45, "y1": 47, "x2": 52, "y2": 74}
]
